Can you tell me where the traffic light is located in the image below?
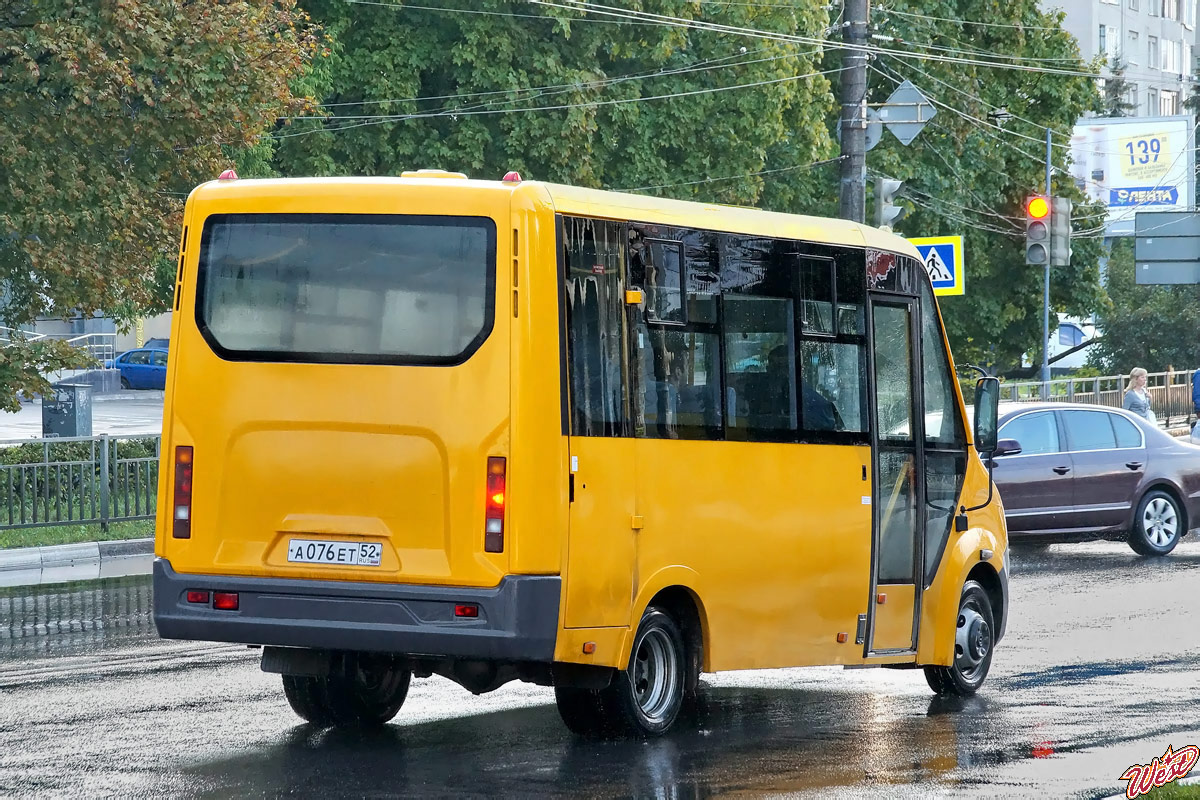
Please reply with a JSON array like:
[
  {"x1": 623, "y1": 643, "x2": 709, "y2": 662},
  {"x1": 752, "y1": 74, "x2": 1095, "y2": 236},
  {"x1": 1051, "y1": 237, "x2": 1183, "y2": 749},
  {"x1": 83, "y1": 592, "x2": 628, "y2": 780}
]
[
  {"x1": 875, "y1": 177, "x2": 904, "y2": 230},
  {"x1": 1024, "y1": 195, "x2": 1050, "y2": 265},
  {"x1": 1050, "y1": 196, "x2": 1072, "y2": 266}
]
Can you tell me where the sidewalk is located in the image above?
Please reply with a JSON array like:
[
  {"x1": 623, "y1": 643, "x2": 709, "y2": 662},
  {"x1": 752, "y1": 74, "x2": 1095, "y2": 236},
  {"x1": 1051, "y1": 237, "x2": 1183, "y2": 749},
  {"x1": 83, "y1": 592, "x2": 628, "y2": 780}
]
[
  {"x1": 0, "y1": 390, "x2": 163, "y2": 440},
  {"x1": 0, "y1": 537, "x2": 153, "y2": 588}
]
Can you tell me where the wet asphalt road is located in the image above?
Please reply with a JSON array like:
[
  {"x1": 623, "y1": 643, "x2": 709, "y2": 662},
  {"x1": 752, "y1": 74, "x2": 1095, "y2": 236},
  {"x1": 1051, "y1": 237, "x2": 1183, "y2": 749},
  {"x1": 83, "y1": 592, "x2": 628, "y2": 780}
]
[{"x1": 3, "y1": 542, "x2": 1200, "y2": 799}]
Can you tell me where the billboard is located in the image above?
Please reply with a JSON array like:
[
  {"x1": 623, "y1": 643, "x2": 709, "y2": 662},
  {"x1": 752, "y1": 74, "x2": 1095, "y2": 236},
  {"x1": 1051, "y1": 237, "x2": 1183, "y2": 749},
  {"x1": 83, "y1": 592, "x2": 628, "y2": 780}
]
[{"x1": 1068, "y1": 115, "x2": 1195, "y2": 237}]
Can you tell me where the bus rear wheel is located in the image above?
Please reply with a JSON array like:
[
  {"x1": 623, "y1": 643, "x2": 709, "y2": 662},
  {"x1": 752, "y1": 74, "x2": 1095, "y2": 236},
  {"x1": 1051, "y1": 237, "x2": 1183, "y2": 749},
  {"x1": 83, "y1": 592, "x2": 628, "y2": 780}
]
[
  {"x1": 282, "y1": 653, "x2": 411, "y2": 727},
  {"x1": 924, "y1": 580, "x2": 994, "y2": 697},
  {"x1": 555, "y1": 607, "x2": 686, "y2": 737}
]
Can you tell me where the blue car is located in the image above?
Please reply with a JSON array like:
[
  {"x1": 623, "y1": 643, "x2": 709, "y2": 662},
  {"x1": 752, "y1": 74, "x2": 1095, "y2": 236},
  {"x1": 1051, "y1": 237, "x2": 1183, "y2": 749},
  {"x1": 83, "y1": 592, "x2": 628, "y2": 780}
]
[{"x1": 106, "y1": 347, "x2": 168, "y2": 390}]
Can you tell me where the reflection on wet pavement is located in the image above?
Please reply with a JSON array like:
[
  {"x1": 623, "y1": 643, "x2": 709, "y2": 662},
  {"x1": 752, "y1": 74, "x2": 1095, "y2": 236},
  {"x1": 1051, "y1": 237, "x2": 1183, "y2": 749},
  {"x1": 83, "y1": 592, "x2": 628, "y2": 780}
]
[
  {"x1": 3, "y1": 540, "x2": 1200, "y2": 798},
  {"x1": 0, "y1": 574, "x2": 153, "y2": 658}
]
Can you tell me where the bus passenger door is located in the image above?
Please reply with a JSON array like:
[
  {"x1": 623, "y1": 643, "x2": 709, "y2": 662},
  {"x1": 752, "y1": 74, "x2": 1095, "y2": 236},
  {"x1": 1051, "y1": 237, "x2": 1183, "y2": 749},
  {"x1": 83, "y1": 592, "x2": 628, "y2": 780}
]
[
  {"x1": 561, "y1": 217, "x2": 637, "y2": 629},
  {"x1": 868, "y1": 297, "x2": 923, "y2": 654}
]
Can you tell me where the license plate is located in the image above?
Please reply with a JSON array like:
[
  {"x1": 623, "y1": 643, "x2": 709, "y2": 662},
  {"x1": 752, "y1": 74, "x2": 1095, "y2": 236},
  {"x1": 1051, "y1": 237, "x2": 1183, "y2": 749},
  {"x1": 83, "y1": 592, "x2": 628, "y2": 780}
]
[{"x1": 287, "y1": 539, "x2": 383, "y2": 567}]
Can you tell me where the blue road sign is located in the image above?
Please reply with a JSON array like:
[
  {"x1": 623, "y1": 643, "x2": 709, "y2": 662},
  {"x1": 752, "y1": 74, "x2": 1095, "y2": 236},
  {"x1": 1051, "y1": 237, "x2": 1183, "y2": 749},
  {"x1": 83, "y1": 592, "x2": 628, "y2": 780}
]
[{"x1": 907, "y1": 236, "x2": 964, "y2": 296}]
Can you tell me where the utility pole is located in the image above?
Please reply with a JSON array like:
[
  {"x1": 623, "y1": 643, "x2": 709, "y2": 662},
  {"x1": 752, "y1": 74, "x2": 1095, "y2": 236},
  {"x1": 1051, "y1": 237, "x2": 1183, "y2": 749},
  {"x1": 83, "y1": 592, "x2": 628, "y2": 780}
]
[
  {"x1": 838, "y1": 0, "x2": 869, "y2": 223},
  {"x1": 1042, "y1": 127, "x2": 1052, "y2": 395}
]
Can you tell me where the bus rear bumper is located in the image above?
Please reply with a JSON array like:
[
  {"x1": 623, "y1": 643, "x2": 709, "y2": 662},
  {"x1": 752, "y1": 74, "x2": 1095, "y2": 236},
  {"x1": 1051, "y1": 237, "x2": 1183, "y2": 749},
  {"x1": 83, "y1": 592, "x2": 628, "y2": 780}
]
[{"x1": 153, "y1": 558, "x2": 560, "y2": 663}]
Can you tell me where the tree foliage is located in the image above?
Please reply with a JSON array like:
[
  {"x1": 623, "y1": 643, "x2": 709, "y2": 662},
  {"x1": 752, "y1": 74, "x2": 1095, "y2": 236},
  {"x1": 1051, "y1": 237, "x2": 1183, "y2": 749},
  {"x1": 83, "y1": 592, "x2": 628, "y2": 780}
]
[
  {"x1": 1088, "y1": 239, "x2": 1200, "y2": 373},
  {"x1": 271, "y1": 1, "x2": 835, "y2": 206},
  {"x1": 1102, "y1": 58, "x2": 1136, "y2": 117},
  {"x1": 271, "y1": 0, "x2": 1106, "y2": 376},
  {"x1": 0, "y1": 0, "x2": 319, "y2": 405},
  {"x1": 847, "y1": 0, "x2": 1107, "y2": 375}
]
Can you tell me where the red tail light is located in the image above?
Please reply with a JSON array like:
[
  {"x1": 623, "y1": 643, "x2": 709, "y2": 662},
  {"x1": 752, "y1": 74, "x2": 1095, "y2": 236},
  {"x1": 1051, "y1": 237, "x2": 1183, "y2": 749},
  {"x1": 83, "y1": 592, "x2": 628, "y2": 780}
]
[
  {"x1": 485, "y1": 456, "x2": 505, "y2": 553},
  {"x1": 455, "y1": 604, "x2": 479, "y2": 618},
  {"x1": 213, "y1": 592, "x2": 239, "y2": 611},
  {"x1": 186, "y1": 590, "x2": 210, "y2": 604},
  {"x1": 173, "y1": 446, "x2": 193, "y2": 539}
]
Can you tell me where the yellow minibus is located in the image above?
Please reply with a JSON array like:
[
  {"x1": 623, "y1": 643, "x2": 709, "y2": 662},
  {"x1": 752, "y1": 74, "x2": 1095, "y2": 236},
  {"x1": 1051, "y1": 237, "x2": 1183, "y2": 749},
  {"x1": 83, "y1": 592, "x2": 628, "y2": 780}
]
[{"x1": 153, "y1": 170, "x2": 1008, "y2": 737}]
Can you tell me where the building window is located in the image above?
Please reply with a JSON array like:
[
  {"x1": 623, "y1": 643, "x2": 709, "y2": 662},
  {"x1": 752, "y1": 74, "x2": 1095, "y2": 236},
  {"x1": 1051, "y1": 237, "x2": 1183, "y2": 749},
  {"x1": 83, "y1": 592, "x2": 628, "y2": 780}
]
[
  {"x1": 1164, "y1": 39, "x2": 1182, "y2": 73},
  {"x1": 1149, "y1": 87, "x2": 1160, "y2": 113},
  {"x1": 1149, "y1": 35, "x2": 1160, "y2": 68},
  {"x1": 1130, "y1": 30, "x2": 1140, "y2": 65},
  {"x1": 1130, "y1": 0, "x2": 1139, "y2": 9},
  {"x1": 1129, "y1": 84, "x2": 1140, "y2": 108},
  {"x1": 1151, "y1": 0, "x2": 1160, "y2": 16},
  {"x1": 1161, "y1": 89, "x2": 1179, "y2": 114}
]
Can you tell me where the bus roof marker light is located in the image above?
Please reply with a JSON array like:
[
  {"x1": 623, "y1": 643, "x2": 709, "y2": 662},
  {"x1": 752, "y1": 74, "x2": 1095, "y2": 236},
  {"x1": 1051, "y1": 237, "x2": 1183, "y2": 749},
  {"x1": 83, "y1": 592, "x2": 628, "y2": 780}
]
[
  {"x1": 217, "y1": 169, "x2": 239, "y2": 181},
  {"x1": 502, "y1": 171, "x2": 522, "y2": 183}
]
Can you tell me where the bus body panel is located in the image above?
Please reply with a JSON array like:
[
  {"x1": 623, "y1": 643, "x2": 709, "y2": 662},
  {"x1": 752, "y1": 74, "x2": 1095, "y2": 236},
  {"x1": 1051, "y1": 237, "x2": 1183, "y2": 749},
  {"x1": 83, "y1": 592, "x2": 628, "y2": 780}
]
[
  {"x1": 507, "y1": 184, "x2": 569, "y2": 576},
  {"x1": 918, "y1": 455, "x2": 1009, "y2": 666},
  {"x1": 630, "y1": 441, "x2": 874, "y2": 671},
  {"x1": 157, "y1": 179, "x2": 514, "y2": 589}
]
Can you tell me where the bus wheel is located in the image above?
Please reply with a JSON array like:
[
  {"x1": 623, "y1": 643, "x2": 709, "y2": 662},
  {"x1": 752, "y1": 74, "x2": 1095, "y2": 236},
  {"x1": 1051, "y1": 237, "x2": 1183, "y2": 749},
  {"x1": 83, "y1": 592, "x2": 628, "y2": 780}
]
[
  {"x1": 924, "y1": 580, "x2": 994, "y2": 697},
  {"x1": 282, "y1": 653, "x2": 411, "y2": 727},
  {"x1": 554, "y1": 686, "x2": 609, "y2": 737},
  {"x1": 609, "y1": 607, "x2": 686, "y2": 736}
]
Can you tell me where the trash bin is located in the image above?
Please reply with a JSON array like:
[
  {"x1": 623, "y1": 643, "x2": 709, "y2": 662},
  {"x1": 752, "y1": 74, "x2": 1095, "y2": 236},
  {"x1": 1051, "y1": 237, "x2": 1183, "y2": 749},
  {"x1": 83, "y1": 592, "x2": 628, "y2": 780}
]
[{"x1": 42, "y1": 383, "x2": 93, "y2": 438}]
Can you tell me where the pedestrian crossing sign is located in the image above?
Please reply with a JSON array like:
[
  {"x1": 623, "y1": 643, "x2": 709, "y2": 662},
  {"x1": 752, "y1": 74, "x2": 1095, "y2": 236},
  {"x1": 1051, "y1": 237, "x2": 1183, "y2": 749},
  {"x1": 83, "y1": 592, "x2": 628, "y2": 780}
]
[{"x1": 907, "y1": 236, "x2": 964, "y2": 296}]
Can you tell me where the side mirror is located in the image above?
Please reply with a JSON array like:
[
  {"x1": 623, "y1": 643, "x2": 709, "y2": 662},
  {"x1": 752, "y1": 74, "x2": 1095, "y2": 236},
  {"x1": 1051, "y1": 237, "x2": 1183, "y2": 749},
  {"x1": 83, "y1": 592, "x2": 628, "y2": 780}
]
[
  {"x1": 973, "y1": 376, "x2": 1000, "y2": 454},
  {"x1": 993, "y1": 438, "x2": 1022, "y2": 457}
]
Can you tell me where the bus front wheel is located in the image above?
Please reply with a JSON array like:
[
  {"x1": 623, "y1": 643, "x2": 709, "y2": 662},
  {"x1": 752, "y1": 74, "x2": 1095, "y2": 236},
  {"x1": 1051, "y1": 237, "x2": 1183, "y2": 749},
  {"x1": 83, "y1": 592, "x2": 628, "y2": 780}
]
[
  {"x1": 282, "y1": 653, "x2": 411, "y2": 727},
  {"x1": 924, "y1": 580, "x2": 994, "y2": 697},
  {"x1": 555, "y1": 606, "x2": 687, "y2": 737}
]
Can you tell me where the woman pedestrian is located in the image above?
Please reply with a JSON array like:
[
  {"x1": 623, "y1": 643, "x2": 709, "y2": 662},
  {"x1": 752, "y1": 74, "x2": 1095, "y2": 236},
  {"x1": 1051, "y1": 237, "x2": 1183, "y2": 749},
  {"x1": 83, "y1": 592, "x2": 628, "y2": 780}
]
[{"x1": 1123, "y1": 367, "x2": 1155, "y2": 423}]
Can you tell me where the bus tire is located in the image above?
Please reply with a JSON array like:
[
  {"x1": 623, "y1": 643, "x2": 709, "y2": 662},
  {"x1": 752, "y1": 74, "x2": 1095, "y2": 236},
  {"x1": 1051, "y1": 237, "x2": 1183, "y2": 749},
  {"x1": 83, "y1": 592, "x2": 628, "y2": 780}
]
[
  {"x1": 554, "y1": 686, "x2": 609, "y2": 737},
  {"x1": 281, "y1": 654, "x2": 411, "y2": 727},
  {"x1": 606, "y1": 607, "x2": 687, "y2": 737},
  {"x1": 923, "y1": 580, "x2": 994, "y2": 697}
]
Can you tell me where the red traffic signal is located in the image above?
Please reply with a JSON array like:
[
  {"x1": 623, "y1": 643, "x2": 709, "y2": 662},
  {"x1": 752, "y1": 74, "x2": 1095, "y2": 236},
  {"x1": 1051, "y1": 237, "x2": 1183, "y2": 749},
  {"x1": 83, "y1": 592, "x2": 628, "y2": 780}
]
[{"x1": 1026, "y1": 196, "x2": 1050, "y2": 220}]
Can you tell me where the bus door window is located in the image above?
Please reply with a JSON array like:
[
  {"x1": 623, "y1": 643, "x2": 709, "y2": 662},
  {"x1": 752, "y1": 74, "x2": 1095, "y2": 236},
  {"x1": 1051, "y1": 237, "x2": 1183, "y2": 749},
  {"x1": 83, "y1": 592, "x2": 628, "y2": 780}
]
[
  {"x1": 563, "y1": 217, "x2": 628, "y2": 437},
  {"x1": 872, "y1": 302, "x2": 919, "y2": 584},
  {"x1": 917, "y1": 277, "x2": 968, "y2": 583}
]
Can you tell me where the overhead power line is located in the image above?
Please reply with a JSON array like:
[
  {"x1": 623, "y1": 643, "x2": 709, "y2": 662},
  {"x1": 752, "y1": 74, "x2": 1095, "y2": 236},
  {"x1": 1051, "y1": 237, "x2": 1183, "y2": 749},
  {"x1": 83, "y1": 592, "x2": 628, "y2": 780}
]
[
  {"x1": 620, "y1": 154, "x2": 845, "y2": 192},
  {"x1": 273, "y1": 66, "x2": 847, "y2": 138},
  {"x1": 531, "y1": 1, "x2": 1104, "y2": 78}
]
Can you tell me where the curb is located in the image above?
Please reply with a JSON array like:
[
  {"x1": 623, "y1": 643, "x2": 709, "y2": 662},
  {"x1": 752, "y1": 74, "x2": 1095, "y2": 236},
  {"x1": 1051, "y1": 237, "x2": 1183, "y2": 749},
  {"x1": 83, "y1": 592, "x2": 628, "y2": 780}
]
[{"x1": 0, "y1": 537, "x2": 154, "y2": 574}]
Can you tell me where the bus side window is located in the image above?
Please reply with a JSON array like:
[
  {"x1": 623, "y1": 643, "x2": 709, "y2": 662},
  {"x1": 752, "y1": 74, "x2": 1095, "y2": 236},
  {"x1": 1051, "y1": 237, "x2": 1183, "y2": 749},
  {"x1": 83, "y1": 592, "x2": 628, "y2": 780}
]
[
  {"x1": 795, "y1": 245, "x2": 868, "y2": 436},
  {"x1": 563, "y1": 216, "x2": 628, "y2": 437},
  {"x1": 630, "y1": 224, "x2": 721, "y2": 441},
  {"x1": 720, "y1": 235, "x2": 798, "y2": 441}
]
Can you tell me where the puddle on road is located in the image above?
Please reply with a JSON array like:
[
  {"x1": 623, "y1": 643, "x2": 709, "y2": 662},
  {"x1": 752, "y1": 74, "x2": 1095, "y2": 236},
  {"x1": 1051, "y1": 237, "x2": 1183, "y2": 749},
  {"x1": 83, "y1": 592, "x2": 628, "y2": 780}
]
[{"x1": 0, "y1": 573, "x2": 154, "y2": 658}]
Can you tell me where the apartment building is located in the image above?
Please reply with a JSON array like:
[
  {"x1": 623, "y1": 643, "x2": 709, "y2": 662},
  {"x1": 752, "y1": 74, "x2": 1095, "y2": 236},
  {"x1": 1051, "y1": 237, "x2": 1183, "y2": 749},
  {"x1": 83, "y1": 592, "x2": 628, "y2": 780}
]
[{"x1": 1053, "y1": 0, "x2": 1198, "y2": 115}]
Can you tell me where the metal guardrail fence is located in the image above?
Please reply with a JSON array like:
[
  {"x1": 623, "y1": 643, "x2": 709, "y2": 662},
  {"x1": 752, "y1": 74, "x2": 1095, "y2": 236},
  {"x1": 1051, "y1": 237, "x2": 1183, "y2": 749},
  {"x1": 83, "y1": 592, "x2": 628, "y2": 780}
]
[
  {"x1": 0, "y1": 435, "x2": 159, "y2": 531},
  {"x1": 1003, "y1": 369, "x2": 1196, "y2": 428}
]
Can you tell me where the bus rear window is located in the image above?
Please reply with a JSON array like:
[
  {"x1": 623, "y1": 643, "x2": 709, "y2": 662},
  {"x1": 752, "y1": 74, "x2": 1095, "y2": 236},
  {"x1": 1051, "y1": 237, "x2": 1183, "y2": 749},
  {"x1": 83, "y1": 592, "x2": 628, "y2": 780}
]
[{"x1": 196, "y1": 214, "x2": 496, "y2": 364}]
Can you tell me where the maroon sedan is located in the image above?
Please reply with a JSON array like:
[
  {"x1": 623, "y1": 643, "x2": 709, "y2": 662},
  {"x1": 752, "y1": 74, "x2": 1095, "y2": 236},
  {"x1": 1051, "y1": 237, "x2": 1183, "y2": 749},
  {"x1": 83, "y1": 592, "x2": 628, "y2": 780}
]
[{"x1": 991, "y1": 402, "x2": 1200, "y2": 555}]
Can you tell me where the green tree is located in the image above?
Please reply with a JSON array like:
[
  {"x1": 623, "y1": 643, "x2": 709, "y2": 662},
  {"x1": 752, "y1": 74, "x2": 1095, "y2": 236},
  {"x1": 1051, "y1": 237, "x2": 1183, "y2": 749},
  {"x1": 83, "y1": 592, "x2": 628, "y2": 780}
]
[
  {"x1": 0, "y1": 0, "x2": 320, "y2": 410},
  {"x1": 268, "y1": 0, "x2": 1106, "y2": 377},
  {"x1": 1088, "y1": 239, "x2": 1200, "y2": 373},
  {"x1": 838, "y1": 0, "x2": 1108, "y2": 374},
  {"x1": 1102, "y1": 57, "x2": 1136, "y2": 117},
  {"x1": 272, "y1": 1, "x2": 835, "y2": 206}
]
